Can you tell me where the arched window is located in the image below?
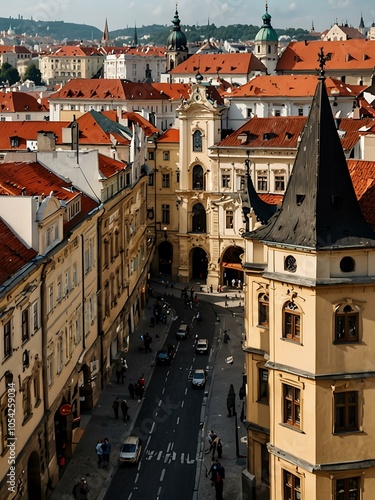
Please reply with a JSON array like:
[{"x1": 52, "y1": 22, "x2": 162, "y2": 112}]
[
  {"x1": 283, "y1": 301, "x2": 300, "y2": 342},
  {"x1": 335, "y1": 303, "x2": 359, "y2": 343},
  {"x1": 192, "y1": 165, "x2": 205, "y2": 190},
  {"x1": 258, "y1": 293, "x2": 269, "y2": 327},
  {"x1": 193, "y1": 130, "x2": 202, "y2": 152}
]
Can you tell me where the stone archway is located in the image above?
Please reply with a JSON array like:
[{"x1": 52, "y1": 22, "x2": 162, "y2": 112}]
[
  {"x1": 191, "y1": 247, "x2": 208, "y2": 280},
  {"x1": 27, "y1": 451, "x2": 42, "y2": 499},
  {"x1": 158, "y1": 240, "x2": 173, "y2": 275},
  {"x1": 221, "y1": 245, "x2": 244, "y2": 287}
]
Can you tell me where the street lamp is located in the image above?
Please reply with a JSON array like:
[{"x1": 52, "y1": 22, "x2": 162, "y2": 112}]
[{"x1": 163, "y1": 226, "x2": 168, "y2": 239}]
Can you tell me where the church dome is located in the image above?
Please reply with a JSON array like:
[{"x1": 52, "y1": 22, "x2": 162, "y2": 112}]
[
  {"x1": 166, "y1": 9, "x2": 188, "y2": 50},
  {"x1": 254, "y1": 6, "x2": 278, "y2": 42}
]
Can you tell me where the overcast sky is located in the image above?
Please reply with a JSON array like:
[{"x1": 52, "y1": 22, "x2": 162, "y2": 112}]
[{"x1": 4, "y1": 0, "x2": 375, "y2": 33}]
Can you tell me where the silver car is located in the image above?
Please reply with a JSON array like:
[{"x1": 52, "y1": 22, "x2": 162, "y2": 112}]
[
  {"x1": 192, "y1": 368, "x2": 206, "y2": 388},
  {"x1": 119, "y1": 436, "x2": 142, "y2": 465},
  {"x1": 195, "y1": 338, "x2": 209, "y2": 355}
]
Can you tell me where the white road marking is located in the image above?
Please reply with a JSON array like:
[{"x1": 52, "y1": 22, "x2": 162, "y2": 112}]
[
  {"x1": 162, "y1": 387, "x2": 165, "y2": 395},
  {"x1": 150, "y1": 421, "x2": 155, "y2": 433},
  {"x1": 184, "y1": 388, "x2": 188, "y2": 395},
  {"x1": 181, "y1": 453, "x2": 185, "y2": 463},
  {"x1": 157, "y1": 450, "x2": 163, "y2": 460},
  {"x1": 164, "y1": 453, "x2": 170, "y2": 463},
  {"x1": 134, "y1": 473, "x2": 139, "y2": 483},
  {"x1": 181, "y1": 400, "x2": 184, "y2": 408},
  {"x1": 160, "y1": 469, "x2": 166, "y2": 481},
  {"x1": 177, "y1": 416, "x2": 180, "y2": 425}
]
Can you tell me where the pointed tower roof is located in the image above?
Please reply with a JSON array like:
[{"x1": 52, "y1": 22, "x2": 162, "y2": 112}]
[
  {"x1": 166, "y1": 7, "x2": 187, "y2": 51},
  {"x1": 359, "y1": 14, "x2": 365, "y2": 29},
  {"x1": 132, "y1": 24, "x2": 138, "y2": 47},
  {"x1": 251, "y1": 54, "x2": 375, "y2": 250},
  {"x1": 101, "y1": 18, "x2": 110, "y2": 45}
]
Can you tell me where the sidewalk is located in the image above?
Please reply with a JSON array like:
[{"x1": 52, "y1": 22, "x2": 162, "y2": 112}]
[{"x1": 51, "y1": 281, "x2": 247, "y2": 500}]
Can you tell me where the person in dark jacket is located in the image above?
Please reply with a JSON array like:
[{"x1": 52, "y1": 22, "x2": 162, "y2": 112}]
[
  {"x1": 101, "y1": 438, "x2": 111, "y2": 466},
  {"x1": 121, "y1": 400, "x2": 129, "y2": 422},
  {"x1": 112, "y1": 397, "x2": 119, "y2": 419}
]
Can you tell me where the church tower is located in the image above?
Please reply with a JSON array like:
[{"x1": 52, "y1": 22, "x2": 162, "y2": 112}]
[
  {"x1": 254, "y1": 2, "x2": 278, "y2": 74},
  {"x1": 101, "y1": 18, "x2": 110, "y2": 46},
  {"x1": 242, "y1": 53, "x2": 375, "y2": 499},
  {"x1": 166, "y1": 7, "x2": 189, "y2": 73}
]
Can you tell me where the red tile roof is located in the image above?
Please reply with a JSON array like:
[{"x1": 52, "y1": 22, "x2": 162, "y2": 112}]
[
  {"x1": 0, "y1": 218, "x2": 37, "y2": 284},
  {"x1": 0, "y1": 91, "x2": 49, "y2": 113},
  {"x1": 152, "y1": 83, "x2": 192, "y2": 100},
  {"x1": 98, "y1": 153, "x2": 128, "y2": 179},
  {"x1": 0, "y1": 121, "x2": 69, "y2": 150},
  {"x1": 50, "y1": 79, "x2": 168, "y2": 101},
  {"x1": 157, "y1": 129, "x2": 179, "y2": 143},
  {"x1": 101, "y1": 45, "x2": 166, "y2": 57},
  {"x1": 122, "y1": 111, "x2": 159, "y2": 137},
  {"x1": 75, "y1": 112, "x2": 130, "y2": 145},
  {"x1": 170, "y1": 53, "x2": 266, "y2": 75},
  {"x1": 217, "y1": 116, "x2": 306, "y2": 148},
  {"x1": 226, "y1": 75, "x2": 365, "y2": 98},
  {"x1": 46, "y1": 45, "x2": 103, "y2": 57},
  {"x1": 277, "y1": 40, "x2": 375, "y2": 72},
  {"x1": 0, "y1": 45, "x2": 32, "y2": 54},
  {"x1": 0, "y1": 161, "x2": 99, "y2": 234},
  {"x1": 347, "y1": 159, "x2": 375, "y2": 229}
]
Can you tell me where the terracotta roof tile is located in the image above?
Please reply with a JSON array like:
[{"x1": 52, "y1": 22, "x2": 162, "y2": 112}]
[
  {"x1": 0, "y1": 91, "x2": 49, "y2": 113},
  {"x1": 0, "y1": 121, "x2": 68, "y2": 150},
  {"x1": 157, "y1": 129, "x2": 179, "y2": 143},
  {"x1": 170, "y1": 53, "x2": 266, "y2": 75},
  {"x1": 122, "y1": 111, "x2": 159, "y2": 137},
  {"x1": 227, "y1": 74, "x2": 365, "y2": 98},
  {"x1": 0, "y1": 218, "x2": 37, "y2": 284},
  {"x1": 98, "y1": 153, "x2": 128, "y2": 178},
  {"x1": 348, "y1": 159, "x2": 375, "y2": 229},
  {"x1": 277, "y1": 40, "x2": 375, "y2": 72}
]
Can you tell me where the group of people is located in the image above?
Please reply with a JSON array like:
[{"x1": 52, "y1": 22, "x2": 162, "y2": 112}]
[
  {"x1": 207, "y1": 459, "x2": 225, "y2": 500},
  {"x1": 115, "y1": 358, "x2": 128, "y2": 384},
  {"x1": 95, "y1": 438, "x2": 111, "y2": 468}
]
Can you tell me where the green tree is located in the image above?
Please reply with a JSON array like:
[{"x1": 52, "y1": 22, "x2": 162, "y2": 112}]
[
  {"x1": 0, "y1": 62, "x2": 20, "y2": 86},
  {"x1": 24, "y1": 63, "x2": 43, "y2": 85}
]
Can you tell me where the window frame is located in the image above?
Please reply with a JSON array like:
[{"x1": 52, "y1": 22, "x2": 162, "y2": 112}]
[
  {"x1": 257, "y1": 174, "x2": 268, "y2": 192},
  {"x1": 161, "y1": 204, "x2": 170, "y2": 224},
  {"x1": 3, "y1": 319, "x2": 12, "y2": 359},
  {"x1": 21, "y1": 308, "x2": 30, "y2": 343},
  {"x1": 222, "y1": 174, "x2": 231, "y2": 189},
  {"x1": 192, "y1": 130, "x2": 202, "y2": 152},
  {"x1": 334, "y1": 391, "x2": 359, "y2": 434},
  {"x1": 335, "y1": 304, "x2": 359, "y2": 343},
  {"x1": 258, "y1": 368, "x2": 269, "y2": 404},
  {"x1": 258, "y1": 293, "x2": 269, "y2": 327},
  {"x1": 162, "y1": 173, "x2": 170, "y2": 188},
  {"x1": 283, "y1": 470, "x2": 301, "y2": 500},
  {"x1": 283, "y1": 383, "x2": 301, "y2": 429},
  {"x1": 225, "y1": 209, "x2": 234, "y2": 229},
  {"x1": 283, "y1": 301, "x2": 301, "y2": 342},
  {"x1": 334, "y1": 476, "x2": 360, "y2": 500}
]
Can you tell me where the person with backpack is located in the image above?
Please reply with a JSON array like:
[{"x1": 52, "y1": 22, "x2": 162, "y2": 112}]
[
  {"x1": 101, "y1": 438, "x2": 111, "y2": 467},
  {"x1": 72, "y1": 478, "x2": 89, "y2": 499},
  {"x1": 207, "y1": 460, "x2": 225, "y2": 500}
]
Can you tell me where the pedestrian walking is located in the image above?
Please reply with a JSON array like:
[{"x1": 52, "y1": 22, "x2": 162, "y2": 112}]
[
  {"x1": 210, "y1": 284, "x2": 213, "y2": 293},
  {"x1": 217, "y1": 438, "x2": 223, "y2": 459},
  {"x1": 211, "y1": 436, "x2": 218, "y2": 459},
  {"x1": 101, "y1": 438, "x2": 111, "y2": 467},
  {"x1": 227, "y1": 384, "x2": 236, "y2": 417},
  {"x1": 115, "y1": 367, "x2": 121, "y2": 383},
  {"x1": 207, "y1": 460, "x2": 225, "y2": 500},
  {"x1": 138, "y1": 383, "x2": 144, "y2": 401},
  {"x1": 72, "y1": 478, "x2": 89, "y2": 500},
  {"x1": 231, "y1": 278, "x2": 236, "y2": 287},
  {"x1": 121, "y1": 400, "x2": 129, "y2": 422},
  {"x1": 112, "y1": 397, "x2": 119, "y2": 419},
  {"x1": 96, "y1": 440, "x2": 103, "y2": 467},
  {"x1": 128, "y1": 382, "x2": 135, "y2": 399},
  {"x1": 205, "y1": 430, "x2": 217, "y2": 455}
]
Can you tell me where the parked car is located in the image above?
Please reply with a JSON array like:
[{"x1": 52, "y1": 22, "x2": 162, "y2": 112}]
[
  {"x1": 176, "y1": 324, "x2": 190, "y2": 340},
  {"x1": 195, "y1": 338, "x2": 209, "y2": 355},
  {"x1": 192, "y1": 368, "x2": 206, "y2": 389},
  {"x1": 119, "y1": 436, "x2": 142, "y2": 465},
  {"x1": 156, "y1": 344, "x2": 175, "y2": 365}
]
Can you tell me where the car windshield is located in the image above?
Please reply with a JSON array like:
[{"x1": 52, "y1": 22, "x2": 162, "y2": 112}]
[
  {"x1": 121, "y1": 443, "x2": 136, "y2": 453},
  {"x1": 194, "y1": 372, "x2": 204, "y2": 380},
  {"x1": 158, "y1": 352, "x2": 168, "y2": 358}
]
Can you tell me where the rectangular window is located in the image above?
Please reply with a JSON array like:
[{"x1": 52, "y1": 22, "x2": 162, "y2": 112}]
[
  {"x1": 148, "y1": 173, "x2": 154, "y2": 186},
  {"x1": 335, "y1": 310, "x2": 359, "y2": 343},
  {"x1": 222, "y1": 174, "x2": 230, "y2": 188},
  {"x1": 22, "y1": 378, "x2": 31, "y2": 421},
  {"x1": 162, "y1": 204, "x2": 170, "y2": 224},
  {"x1": 257, "y1": 175, "x2": 267, "y2": 191},
  {"x1": 225, "y1": 210, "x2": 234, "y2": 229},
  {"x1": 163, "y1": 151, "x2": 170, "y2": 161},
  {"x1": 72, "y1": 263, "x2": 78, "y2": 288},
  {"x1": 48, "y1": 284, "x2": 54, "y2": 313},
  {"x1": 162, "y1": 173, "x2": 170, "y2": 188},
  {"x1": 57, "y1": 338, "x2": 63, "y2": 373},
  {"x1": 275, "y1": 109, "x2": 281, "y2": 116},
  {"x1": 298, "y1": 108, "x2": 304, "y2": 116},
  {"x1": 56, "y1": 275, "x2": 62, "y2": 300},
  {"x1": 237, "y1": 174, "x2": 245, "y2": 191},
  {"x1": 284, "y1": 470, "x2": 301, "y2": 500},
  {"x1": 64, "y1": 270, "x2": 70, "y2": 295},
  {"x1": 275, "y1": 175, "x2": 285, "y2": 191},
  {"x1": 47, "y1": 354, "x2": 53, "y2": 386},
  {"x1": 334, "y1": 391, "x2": 358, "y2": 433},
  {"x1": 32, "y1": 301, "x2": 39, "y2": 333},
  {"x1": 4, "y1": 319, "x2": 11, "y2": 358},
  {"x1": 283, "y1": 384, "x2": 301, "y2": 428},
  {"x1": 21, "y1": 309, "x2": 29, "y2": 343},
  {"x1": 247, "y1": 108, "x2": 252, "y2": 118},
  {"x1": 258, "y1": 293, "x2": 269, "y2": 326},
  {"x1": 258, "y1": 368, "x2": 269, "y2": 404},
  {"x1": 335, "y1": 477, "x2": 359, "y2": 500},
  {"x1": 283, "y1": 303, "x2": 300, "y2": 341},
  {"x1": 149, "y1": 151, "x2": 155, "y2": 161}
]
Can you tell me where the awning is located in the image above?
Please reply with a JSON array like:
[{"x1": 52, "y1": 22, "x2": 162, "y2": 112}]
[{"x1": 221, "y1": 262, "x2": 243, "y2": 271}]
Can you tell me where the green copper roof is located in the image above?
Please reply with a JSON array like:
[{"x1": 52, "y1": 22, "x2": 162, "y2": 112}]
[
  {"x1": 166, "y1": 8, "x2": 187, "y2": 50},
  {"x1": 255, "y1": 5, "x2": 278, "y2": 42}
]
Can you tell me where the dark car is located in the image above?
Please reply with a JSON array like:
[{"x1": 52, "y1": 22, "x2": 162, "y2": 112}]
[{"x1": 156, "y1": 344, "x2": 175, "y2": 365}]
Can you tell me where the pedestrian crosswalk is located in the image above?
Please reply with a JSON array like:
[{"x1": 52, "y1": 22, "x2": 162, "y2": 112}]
[{"x1": 144, "y1": 449, "x2": 197, "y2": 464}]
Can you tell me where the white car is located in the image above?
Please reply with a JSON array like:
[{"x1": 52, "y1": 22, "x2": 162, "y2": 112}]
[
  {"x1": 192, "y1": 368, "x2": 206, "y2": 388},
  {"x1": 119, "y1": 436, "x2": 142, "y2": 465},
  {"x1": 195, "y1": 339, "x2": 209, "y2": 355}
]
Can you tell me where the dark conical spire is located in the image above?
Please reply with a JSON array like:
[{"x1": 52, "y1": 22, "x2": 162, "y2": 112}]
[
  {"x1": 245, "y1": 156, "x2": 277, "y2": 225},
  {"x1": 101, "y1": 18, "x2": 110, "y2": 46},
  {"x1": 132, "y1": 24, "x2": 138, "y2": 47},
  {"x1": 253, "y1": 65, "x2": 375, "y2": 250}
]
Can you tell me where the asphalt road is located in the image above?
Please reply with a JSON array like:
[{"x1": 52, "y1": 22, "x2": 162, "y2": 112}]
[{"x1": 104, "y1": 297, "x2": 217, "y2": 500}]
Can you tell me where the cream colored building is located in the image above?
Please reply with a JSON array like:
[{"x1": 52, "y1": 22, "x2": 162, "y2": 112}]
[
  {"x1": 242, "y1": 77, "x2": 375, "y2": 499},
  {"x1": 39, "y1": 45, "x2": 105, "y2": 86}
]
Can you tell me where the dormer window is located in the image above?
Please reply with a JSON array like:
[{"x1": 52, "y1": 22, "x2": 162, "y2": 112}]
[
  {"x1": 10, "y1": 136, "x2": 19, "y2": 147},
  {"x1": 67, "y1": 198, "x2": 81, "y2": 221}
]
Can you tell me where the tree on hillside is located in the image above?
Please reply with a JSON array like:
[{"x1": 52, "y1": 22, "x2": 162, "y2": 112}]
[
  {"x1": 0, "y1": 62, "x2": 20, "y2": 86},
  {"x1": 24, "y1": 63, "x2": 43, "y2": 85}
]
